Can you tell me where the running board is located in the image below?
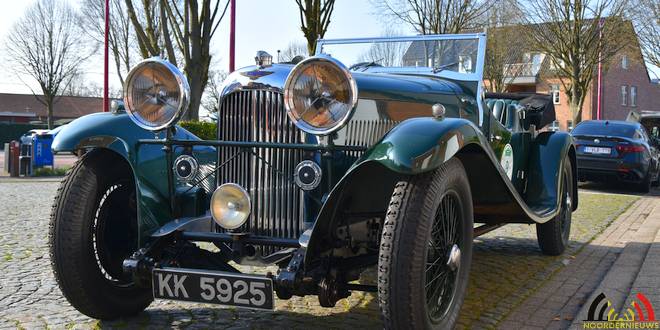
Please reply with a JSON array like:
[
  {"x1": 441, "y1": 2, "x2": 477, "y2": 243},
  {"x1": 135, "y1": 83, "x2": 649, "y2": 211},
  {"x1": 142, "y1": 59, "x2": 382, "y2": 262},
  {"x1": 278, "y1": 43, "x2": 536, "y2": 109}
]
[{"x1": 474, "y1": 223, "x2": 506, "y2": 237}]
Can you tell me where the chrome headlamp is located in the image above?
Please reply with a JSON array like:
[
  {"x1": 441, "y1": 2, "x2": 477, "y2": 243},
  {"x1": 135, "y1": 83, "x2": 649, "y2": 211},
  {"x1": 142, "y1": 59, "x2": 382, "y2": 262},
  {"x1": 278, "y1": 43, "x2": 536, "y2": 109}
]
[
  {"x1": 123, "y1": 58, "x2": 190, "y2": 131},
  {"x1": 283, "y1": 56, "x2": 358, "y2": 135}
]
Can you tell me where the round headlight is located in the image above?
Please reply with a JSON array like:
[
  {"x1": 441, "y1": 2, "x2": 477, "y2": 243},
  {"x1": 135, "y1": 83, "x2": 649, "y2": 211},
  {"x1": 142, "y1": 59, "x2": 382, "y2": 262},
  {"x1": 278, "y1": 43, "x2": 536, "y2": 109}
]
[
  {"x1": 283, "y1": 56, "x2": 358, "y2": 135},
  {"x1": 123, "y1": 58, "x2": 190, "y2": 131}
]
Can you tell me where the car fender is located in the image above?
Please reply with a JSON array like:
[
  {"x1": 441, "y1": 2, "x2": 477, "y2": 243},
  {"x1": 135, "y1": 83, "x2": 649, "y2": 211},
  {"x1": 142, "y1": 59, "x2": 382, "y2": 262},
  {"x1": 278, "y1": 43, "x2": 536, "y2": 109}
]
[
  {"x1": 525, "y1": 131, "x2": 578, "y2": 212},
  {"x1": 52, "y1": 112, "x2": 213, "y2": 242},
  {"x1": 302, "y1": 118, "x2": 577, "y2": 267},
  {"x1": 357, "y1": 117, "x2": 483, "y2": 174}
]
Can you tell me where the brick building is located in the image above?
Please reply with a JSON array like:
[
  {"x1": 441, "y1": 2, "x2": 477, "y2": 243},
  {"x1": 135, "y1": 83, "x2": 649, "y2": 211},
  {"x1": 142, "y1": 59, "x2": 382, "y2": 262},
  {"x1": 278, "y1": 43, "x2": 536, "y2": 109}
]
[
  {"x1": 0, "y1": 93, "x2": 103, "y2": 124},
  {"x1": 486, "y1": 23, "x2": 660, "y2": 131}
]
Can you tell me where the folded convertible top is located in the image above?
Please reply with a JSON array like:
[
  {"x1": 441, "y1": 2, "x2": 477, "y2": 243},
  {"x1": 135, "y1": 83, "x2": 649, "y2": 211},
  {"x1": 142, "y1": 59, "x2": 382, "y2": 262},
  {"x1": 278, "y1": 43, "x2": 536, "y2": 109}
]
[{"x1": 485, "y1": 92, "x2": 556, "y2": 129}]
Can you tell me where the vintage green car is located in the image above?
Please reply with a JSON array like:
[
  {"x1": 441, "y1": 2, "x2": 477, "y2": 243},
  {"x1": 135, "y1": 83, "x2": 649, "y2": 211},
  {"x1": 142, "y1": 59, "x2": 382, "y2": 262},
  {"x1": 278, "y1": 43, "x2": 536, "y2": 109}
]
[{"x1": 49, "y1": 33, "x2": 577, "y2": 328}]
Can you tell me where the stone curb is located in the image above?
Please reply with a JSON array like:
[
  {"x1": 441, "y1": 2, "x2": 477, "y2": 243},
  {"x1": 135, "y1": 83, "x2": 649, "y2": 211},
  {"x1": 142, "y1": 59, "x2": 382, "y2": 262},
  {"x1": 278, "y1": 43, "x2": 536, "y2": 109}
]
[
  {"x1": 617, "y1": 212, "x2": 660, "y2": 319},
  {"x1": 569, "y1": 199, "x2": 660, "y2": 328},
  {"x1": 0, "y1": 177, "x2": 64, "y2": 183}
]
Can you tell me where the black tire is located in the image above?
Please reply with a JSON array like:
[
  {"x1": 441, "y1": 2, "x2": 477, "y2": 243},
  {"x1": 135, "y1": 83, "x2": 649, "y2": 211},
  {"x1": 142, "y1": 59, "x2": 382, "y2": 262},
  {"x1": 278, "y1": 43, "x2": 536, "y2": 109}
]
[
  {"x1": 536, "y1": 157, "x2": 573, "y2": 256},
  {"x1": 378, "y1": 158, "x2": 473, "y2": 329},
  {"x1": 637, "y1": 171, "x2": 651, "y2": 193},
  {"x1": 49, "y1": 150, "x2": 152, "y2": 320}
]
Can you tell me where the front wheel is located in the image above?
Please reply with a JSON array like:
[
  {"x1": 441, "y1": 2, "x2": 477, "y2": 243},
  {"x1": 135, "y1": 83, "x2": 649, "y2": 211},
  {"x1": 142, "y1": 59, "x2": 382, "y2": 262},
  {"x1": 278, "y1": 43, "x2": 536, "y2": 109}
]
[
  {"x1": 49, "y1": 150, "x2": 152, "y2": 319},
  {"x1": 378, "y1": 158, "x2": 473, "y2": 329}
]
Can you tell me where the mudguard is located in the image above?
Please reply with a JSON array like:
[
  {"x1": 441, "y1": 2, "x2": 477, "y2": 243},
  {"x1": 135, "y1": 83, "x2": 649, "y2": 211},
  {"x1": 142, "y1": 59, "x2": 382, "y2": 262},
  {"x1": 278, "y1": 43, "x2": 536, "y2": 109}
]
[
  {"x1": 302, "y1": 117, "x2": 576, "y2": 266},
  {"x1": 525, "y1": 131, "x2": 578, "y2": 213},
  {"x1": 52, "y1": 112, "x2": 215, "y2": 242}
]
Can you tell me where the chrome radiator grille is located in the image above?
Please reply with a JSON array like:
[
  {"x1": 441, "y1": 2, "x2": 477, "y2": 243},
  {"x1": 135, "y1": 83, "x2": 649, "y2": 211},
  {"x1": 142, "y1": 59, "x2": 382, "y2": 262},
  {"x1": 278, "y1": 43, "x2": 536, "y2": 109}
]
[{"x1": 217, "y1": 90, "x2": 305, "y2": 242}]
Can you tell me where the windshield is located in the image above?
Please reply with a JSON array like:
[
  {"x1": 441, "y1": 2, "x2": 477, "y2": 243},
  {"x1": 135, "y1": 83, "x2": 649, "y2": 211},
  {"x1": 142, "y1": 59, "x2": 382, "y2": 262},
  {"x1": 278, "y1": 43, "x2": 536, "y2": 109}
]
[
  {"x1": 316, "y1": 34, "x2": 483, "y2": 77},
  {"x1": 572, "y1": 122, "x2": 637, "y2": 138}
]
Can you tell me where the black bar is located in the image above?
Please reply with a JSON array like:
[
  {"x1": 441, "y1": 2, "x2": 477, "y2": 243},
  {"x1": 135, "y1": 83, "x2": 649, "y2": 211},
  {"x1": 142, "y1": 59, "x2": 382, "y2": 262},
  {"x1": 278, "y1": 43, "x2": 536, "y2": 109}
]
[
  {"x1": 138, "y1": 139, "x2": 369, "y2": 152},
  {"x1": 473, "y1": 223, "x2": 506, "y2": 237},
  {"x1": 180, "y1": 231, "x2": 301, "y2": 248},
  {"x1": 345, "y1": 284, "x2": 378, "y2": 292}
]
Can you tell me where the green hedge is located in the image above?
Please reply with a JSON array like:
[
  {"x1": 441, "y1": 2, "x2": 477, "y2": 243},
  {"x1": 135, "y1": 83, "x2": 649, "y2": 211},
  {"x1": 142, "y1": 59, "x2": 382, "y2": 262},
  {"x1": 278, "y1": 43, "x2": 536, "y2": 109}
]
[
  {"x1": 179, "y1": 121, "x2": 217, "y2": 140},
  {"x1": 0, "y1": 123, "x2": 50, "y2": 149}
]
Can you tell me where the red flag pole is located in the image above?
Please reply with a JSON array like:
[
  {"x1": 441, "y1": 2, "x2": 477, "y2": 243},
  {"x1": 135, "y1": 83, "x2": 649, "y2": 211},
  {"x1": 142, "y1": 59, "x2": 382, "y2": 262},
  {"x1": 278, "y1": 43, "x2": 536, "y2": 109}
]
[
  {"x1": 229, "y1": 0, "x2": 236, "y2": 72},
  {"x1": 103, "y1": 0, "x2": 110, "y2": 112}
]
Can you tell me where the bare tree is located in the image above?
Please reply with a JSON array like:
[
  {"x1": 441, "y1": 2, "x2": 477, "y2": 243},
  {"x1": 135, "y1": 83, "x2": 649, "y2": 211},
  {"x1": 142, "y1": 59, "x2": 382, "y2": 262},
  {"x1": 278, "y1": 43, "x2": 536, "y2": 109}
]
[
  {"x1": 374, "y1": 0, "x2": 494, "y2": 35},
  {"x1": 278, "y1": 41, "x2": 309, "y2": 63},
  {"x1": 524, "y1": 0, "x2": 630, "y2": 124},
  {"x1": 201, "y1": 69, "x2": 228, "y2": 115},
  {"x1": 80, "y1": 0, "x2": 136, "y2": 86},
  {"x1": 482, "y1": 0, "x2": 527, "y2": 92},
  {"x1": 124, "y1": 0, "x2": 166, "y2": 59},
  {"x1": 627, "y1": 0, "x2": 660, "y2": 68},
  {"x1": 64, "y1": 77, "x2": 122, "y2": 98},
  {"x1": 126, "y1": 0, "x2": 230, "y2": 121},
  {"x1": 358, "y1": 28, "x2": 407, "y2": 66},
  {"x1": 295, "y1": 0, "x2": 336, "y2": 55},
  {"x1": 5, "y1": 0, "x2": 93, "y2": 129}
]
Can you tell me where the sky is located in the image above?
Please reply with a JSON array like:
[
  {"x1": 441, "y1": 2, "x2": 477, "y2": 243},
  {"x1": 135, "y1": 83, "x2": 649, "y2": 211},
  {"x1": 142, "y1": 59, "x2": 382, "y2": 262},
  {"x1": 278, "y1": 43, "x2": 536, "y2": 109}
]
[
  {"x1": 0, "y1": 0, "x2": 409, "y2": 95},
  {"x1": 0, "y1": 0, "x2": 657, "y2": 96}
]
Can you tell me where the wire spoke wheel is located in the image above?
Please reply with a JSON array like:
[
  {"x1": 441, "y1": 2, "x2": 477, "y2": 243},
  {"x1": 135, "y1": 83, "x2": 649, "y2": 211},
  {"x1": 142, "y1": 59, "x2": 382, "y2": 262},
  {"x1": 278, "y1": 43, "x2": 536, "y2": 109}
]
[
  {"x1": 426, "y1": 191, "x2": 463, "y2": 323},
  {"x1": 378, "y1": 159, "x2": 473, "y2": 329}
]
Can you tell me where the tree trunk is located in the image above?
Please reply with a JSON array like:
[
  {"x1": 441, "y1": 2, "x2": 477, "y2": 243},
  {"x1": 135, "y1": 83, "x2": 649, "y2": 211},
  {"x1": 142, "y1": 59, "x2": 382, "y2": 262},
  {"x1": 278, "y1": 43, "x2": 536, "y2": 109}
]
[
  {"x1": 184, "y1": 60, "x2": 209, "y2": 121},
  {"x1": 569, "y1": 100, "x2": 582, "y2": 126},
  {"x1": 186, "y1": 76, "x2": 203, "y2": 121},
  {"x1": 47, "y1": 99, "x2": 54, "y2": 130}
]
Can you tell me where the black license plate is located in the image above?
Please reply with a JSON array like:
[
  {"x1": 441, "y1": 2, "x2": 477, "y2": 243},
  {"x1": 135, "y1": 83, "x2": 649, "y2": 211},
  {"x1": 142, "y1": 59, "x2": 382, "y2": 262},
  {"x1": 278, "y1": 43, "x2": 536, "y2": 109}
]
[{"x1": 152, "y1": 268, "x2": 274, "y2": 310}]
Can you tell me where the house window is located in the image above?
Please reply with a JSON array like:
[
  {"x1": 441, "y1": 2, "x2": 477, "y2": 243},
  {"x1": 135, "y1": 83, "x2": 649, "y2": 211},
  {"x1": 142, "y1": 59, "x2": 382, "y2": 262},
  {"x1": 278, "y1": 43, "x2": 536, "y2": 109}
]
[
  {"x1": 567, "y1": 120, "x2": 574, "y2": 132},
  {"x1": 550, "y1": 58, "x2": 565, "y2": 70},
  {"x1": 630, "y1": 86, "x2": 637, "y2": 107},
  {"x1": 622, "y1": 55, "x2": 628, "y2": 69},
  {"x1": 459, "y1": 55, "x2": 472, "y2": 73},
  {"x1": 550, "y1": 84, "x2": 561, "y2": 104},
  {"x1": 621, "y1": 85, "x2": 628, "y2": 106},
  {"x1": 549, "y1": 120, "x2": 560, "y2": 131}
]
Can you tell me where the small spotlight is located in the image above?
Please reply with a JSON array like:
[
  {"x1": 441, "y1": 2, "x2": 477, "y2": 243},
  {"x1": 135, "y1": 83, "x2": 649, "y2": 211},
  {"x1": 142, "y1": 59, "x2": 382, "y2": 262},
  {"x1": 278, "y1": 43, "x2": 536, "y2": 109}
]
[{"x1": 210, "y1": 183, "x2": 251, "y2": 230}]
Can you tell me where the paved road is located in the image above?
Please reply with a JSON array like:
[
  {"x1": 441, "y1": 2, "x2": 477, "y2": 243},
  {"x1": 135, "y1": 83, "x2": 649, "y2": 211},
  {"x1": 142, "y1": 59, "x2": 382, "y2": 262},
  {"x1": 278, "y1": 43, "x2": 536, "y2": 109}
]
[
  {"x1": 0, "y1": 180, "x2": 645, "y2": 329},
  {"x1": 0, "y1": 151, "x2": 77, "y2": 175}
]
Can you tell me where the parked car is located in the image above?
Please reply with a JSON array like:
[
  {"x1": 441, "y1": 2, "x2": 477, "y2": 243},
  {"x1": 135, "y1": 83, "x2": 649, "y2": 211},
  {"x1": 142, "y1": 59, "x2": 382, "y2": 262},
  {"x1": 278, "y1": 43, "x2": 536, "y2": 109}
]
[
  {"x1": 49, "y1": 33, "x2": 577, "y2": 328},
  {"x1": 572, "y1": 120, "x2": 659, "y2": 192},
  {"x1": 627, "y1": 110, "x2": 660, "y2": 145}
]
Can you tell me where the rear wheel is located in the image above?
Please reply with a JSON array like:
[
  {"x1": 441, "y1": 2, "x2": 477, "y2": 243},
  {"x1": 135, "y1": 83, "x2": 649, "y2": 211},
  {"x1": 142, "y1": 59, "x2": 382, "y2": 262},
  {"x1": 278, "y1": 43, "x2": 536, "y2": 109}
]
[
  {"x1": 536, "y1": 157, "x2": 573, "y2": 256},
  {"x1": 378, "y1": 159, "x2": 473, "y2": 329},
  {"x1": 637, "y1": 170, "x2": 651, "y2": 193},
  {"x1": 49, "y1": 150, "x2": 152, "y2": 319}
]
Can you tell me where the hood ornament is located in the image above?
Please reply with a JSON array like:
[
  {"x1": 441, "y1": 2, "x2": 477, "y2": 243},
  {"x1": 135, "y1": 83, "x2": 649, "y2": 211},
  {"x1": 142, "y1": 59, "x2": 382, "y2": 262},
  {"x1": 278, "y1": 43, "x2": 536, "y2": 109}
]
[{"x1": 255, "y1": 51, "x2": 273, "y2": 68}]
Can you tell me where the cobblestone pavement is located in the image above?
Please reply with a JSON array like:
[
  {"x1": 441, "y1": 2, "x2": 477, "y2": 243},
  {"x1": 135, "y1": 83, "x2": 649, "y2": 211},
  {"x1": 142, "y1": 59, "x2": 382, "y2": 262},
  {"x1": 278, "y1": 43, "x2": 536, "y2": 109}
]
[{"x1": 0, "y1": 180, "x2": 640, "y2": 329}]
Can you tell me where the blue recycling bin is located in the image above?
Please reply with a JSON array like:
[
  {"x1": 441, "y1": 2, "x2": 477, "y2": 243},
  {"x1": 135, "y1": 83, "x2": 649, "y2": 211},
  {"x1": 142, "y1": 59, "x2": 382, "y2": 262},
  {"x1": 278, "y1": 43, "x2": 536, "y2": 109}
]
[{"x1": 32, "y1": 133, "x2": 54, "y2": 168}]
